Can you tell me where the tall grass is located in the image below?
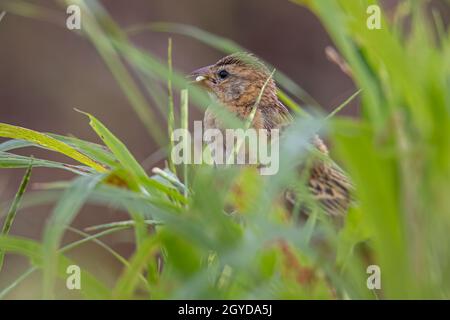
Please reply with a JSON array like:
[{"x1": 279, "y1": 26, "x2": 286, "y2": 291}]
[{"x1": 0, "y1": 0, "x2": 449, "y2": 299}]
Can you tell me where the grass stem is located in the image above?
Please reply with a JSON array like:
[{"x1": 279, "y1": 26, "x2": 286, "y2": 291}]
[
  {"x1": 167, "y1": 37, "x2": 177, "y2": 175},
  {"x1": 0, "y1": 159, "x2": 33, "y2": 271}
]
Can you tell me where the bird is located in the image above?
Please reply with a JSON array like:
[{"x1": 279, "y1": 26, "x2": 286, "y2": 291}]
[{"x1": 190, "y1": 52, "x2": 353, "y2": 217}]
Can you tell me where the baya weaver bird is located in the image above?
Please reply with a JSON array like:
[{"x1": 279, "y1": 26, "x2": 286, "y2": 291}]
[{"x1": 190, "y1": 53, "x2": 352, "y2": 217}]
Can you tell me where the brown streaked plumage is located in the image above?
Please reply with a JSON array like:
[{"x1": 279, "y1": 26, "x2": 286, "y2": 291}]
[{"x1": 190, "y1": 52, "x2": 352, "y2": 216}]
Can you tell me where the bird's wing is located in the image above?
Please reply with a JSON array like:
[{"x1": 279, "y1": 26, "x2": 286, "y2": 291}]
[
  {"x1": 308, "y1": 161, "x2": 353, "y2": 216},
  {"x1": 262, "y1": 100, "x2": 293, "y2": 133}
]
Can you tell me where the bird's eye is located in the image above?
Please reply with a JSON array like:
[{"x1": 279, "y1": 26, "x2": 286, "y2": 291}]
[{"x1": 217, "y1": 69, "x2": 229, "y2": 79}]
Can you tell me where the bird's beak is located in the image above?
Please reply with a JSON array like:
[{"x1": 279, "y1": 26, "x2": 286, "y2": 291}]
[{"x1": 188, "y1": 65, "x2": 211, "y2": 83}]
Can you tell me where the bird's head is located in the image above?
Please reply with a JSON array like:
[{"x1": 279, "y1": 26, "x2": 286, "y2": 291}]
[{"x1": 190, "y1": 53, "x2": 278, "y2": 111}]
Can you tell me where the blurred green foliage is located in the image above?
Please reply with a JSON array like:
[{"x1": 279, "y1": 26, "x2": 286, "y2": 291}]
[{"x1": 0, "y1": 0, "x2": 449, "y2": 299}]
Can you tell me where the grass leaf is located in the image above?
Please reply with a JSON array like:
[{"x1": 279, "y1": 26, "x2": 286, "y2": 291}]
[
  {"x1": 0, "y1": 159, "x2": 33, "y2": 271},
  {"x1": 0, "y1": 151, "x2": 94, "y2": 175},
  {"x1": 76, "y1": 110, "x2": 149, "y2": 182},
  {"x1": 0, "y1": 235, "x2": 110, "y2": 299},
  {"x1": 42, "y1": 174, "x2": 103, "y2": 298},
  {"x1": 0, "y1": 123, "x2": 106, "y2": 172},
  {"x1": 112, "y1": 235, "x2": 159, "y2": 299},
  {"x1": 167, "y1": 37, "x2": 177, "y2": 175}
]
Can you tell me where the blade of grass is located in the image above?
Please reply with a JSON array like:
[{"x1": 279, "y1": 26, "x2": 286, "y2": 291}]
[
  {"x1": 42, "y1": 174, "x2": 103, "y2": 299},
  {"x1": 325, "y1": 89, "x2": 362, "y2": 120},
  {"x1": 76, "y1": 110, "x2": 152, "y2": 189},
  {"x1": 167, "y1": 37, "x2": 177, "y2": 175},
  {"x1": 0, "y1": 266, "x2": 36, "y2": 300},
  {"x1": 77, "y1": 109, "x2": 186, "y2": 202},
  {"x1": 112, "y1": 234, "x2": 159, "y2": 299},
  {"x1": 135, "y1": 71, "x2": 168, "y2": 119},
  {"x1": 180, "y1": 89, "x2": 189, "y2": 197},
  {"x1": 151, "y1": 167, "x2": 186, "y2": 194},
  {"x1": 47, "y1": 133, "x2": 117, "y2": 167},
  {"x1": 0, "y1": 134, "x2": 116, "y2": 169},
  {"x1": 66, "y1": 226, "x2": 150, "y2": 291},
  {"x1": 84, "y1": 219, "x2": 163, "y2": 232},
  {"x1": 0, "y1": 235, "x2": 110, "y2": 299},
  {"x1": 0, "y1": 159, "x2": 33, "y2": 271},
  {"x1": 0, "y1": 225, "x2": 133, "y2": 299},
  {"x1": 76, "y1": 109, "x2": 149, "y2": 184},
  {"x1": 0, "y1": 123, "x2": 106, "y2": 172},
  {"x1": 0, "y1": 139, "x2": 36, "y2": 152},
  {"x1": 0, "y1": 152, "x2": 93, "y2": 175},
  {"x1": 76, "y1": 109, "x2": 186, "y2": 245},
  {"x1": 277, "y1": 90, "x2": 308, "y2": 116}
]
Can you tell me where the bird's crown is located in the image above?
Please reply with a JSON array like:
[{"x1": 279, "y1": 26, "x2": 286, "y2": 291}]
[{"x1": 215, "y1": 52, "x2": 271, "y2": 76}]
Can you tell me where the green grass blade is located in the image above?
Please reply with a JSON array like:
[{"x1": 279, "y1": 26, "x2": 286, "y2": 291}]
[
  {"x1": 325, "y1": 89, "x2": 361, "y2": 121},
  {"x1": 0, "y1": 123, "x2": 106, "y2": 172},
  {"x1": 42, "y1": 174, "x2": 103, "y2": 299},
  {"x1": 180, "y1": 89, "x2": 189, "y2": 197},
  {"x1": 151, "y1": 167, "x2": 186, "y2": 194},
  {"x1": 84, "y1": 220, "x2": 163, "y2": 232},
  {"x1": 0, "y1": 266, "x2": 36, "y2": 299},
  {"x1": 0, "y1": 139, "x2": 36, "y2": 152},
  {"x1": 77, "y1": 109, "x2": 185, "y2": 201},
  {"x1": 112, "y1": 235, "x2": 159, "y2": 299},
  {"x1": 0, "y1": 226, "x2": 135, "y2": 299},
  {"x1": 167, "y1": 38, "x2": 177, "y2": 175},
  {"x1": 47, "y1": 133, "x2": 117, "y2": 167},
  {"x1": 76, "y1": 110, "x2": 148, "y2": 180},
  {"x1": 0, "y1": 134, "x2": 116, "y2": 169},
  {"x1": 67, "y1": 227, "x2": 150, "y2": 292},
  {"x1": 0, "y1": 159, "x2": 33, "y2": 271},
  {"x1": 0, "y1": 151, "x2": 94, "y2": 175},
  {"x1": 0, "y1": 235, "x2": 110, "y2": 299}
]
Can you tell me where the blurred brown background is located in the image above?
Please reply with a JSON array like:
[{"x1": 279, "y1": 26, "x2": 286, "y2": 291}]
[{"x1": 0, "y1": 0, "x2": 447, "y2": 298}]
